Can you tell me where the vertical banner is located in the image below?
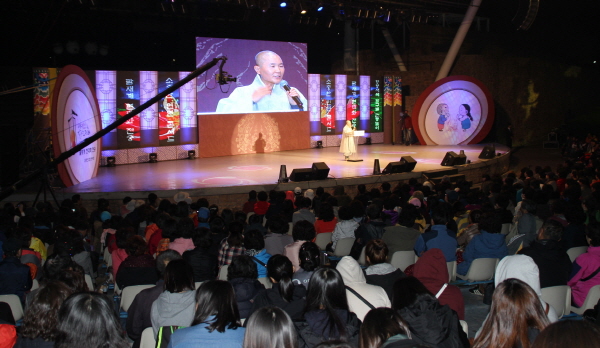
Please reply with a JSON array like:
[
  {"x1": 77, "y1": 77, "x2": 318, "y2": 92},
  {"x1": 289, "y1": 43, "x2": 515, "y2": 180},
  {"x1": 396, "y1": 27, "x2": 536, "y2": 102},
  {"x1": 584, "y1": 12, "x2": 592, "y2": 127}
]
[
  {"x1": 383, "y1": 76, "x2": 393, "y2": 144},
  {"x1": 139, "y1": 71, "x2": 159, "y2": 147},
  {"x1": 335, "y1": 75, "x2": 347, "y2": 132},
  {"x1": 370, "y1": 77, "x2": 383, "y2": 133},
  {"x1": 393, "y1": 77, "x2": 403, "y2": 144},
  {"x1": 96, "y1": 70, "x2": 118, "y2": 149},
  {"x1": 319, "y1": 75, "x2": 335, "y2": 135},
  {"x1": 346, "y1": 75, "x2": 360, "y2": 129},
  {"x1": 158, "y1": 72, "x2": 181, "y2": 146},
  {"x1": 116, "y1": 71, "x2": 140, "y2": 148},
  {"x1": 179, "y1": 71, "x2": 198, "y2": 144},
  {"x1": 359, "y1": 76, "x2": 370, "y2": 131},
  {"x1": 308, "y1": 74, "x2": 321, "y2": 135}
]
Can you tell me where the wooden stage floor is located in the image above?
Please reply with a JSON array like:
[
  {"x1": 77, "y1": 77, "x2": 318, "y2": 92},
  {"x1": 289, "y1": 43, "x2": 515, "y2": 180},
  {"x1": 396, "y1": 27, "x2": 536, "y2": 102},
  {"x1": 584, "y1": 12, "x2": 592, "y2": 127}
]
[{"x1": 57, "y1": 143, "x2": 507, "y2": 195}]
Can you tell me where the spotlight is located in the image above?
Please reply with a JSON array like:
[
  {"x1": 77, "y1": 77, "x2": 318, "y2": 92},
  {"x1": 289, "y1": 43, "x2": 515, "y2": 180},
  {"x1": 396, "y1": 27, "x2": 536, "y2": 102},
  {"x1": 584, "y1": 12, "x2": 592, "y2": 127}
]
[
  {"x1": 280, "y1": 1, "x2": 286, "y2": 7},
  {"x1": 300, "y1": 9, "x2": 307, "y2": 14},
  {"x1": 187, "y1": 150, "x2": 196, "y2": 160},
  {"x1": 317, "y1": 5, "x2": 323, "y2": 11},
  {"x1": 106, "y1": 156, "x2": 116, "y2": 167},
  {"x1": 149, "y1": 153, "x2": 158, "y2": 163},
  {"x1": 316, "y1": 140, "x2": 323, "y2": 149}
]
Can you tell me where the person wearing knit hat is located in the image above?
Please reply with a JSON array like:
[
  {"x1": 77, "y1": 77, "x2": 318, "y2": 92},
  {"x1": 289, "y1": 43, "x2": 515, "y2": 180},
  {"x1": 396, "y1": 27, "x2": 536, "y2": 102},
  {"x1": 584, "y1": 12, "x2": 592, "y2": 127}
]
[
  {"x1": 174, "y1": 192, "x2": 192, "y2": 204},
  {"x1": 304, "y1": 189, "x2": 315, "y2": 201}
]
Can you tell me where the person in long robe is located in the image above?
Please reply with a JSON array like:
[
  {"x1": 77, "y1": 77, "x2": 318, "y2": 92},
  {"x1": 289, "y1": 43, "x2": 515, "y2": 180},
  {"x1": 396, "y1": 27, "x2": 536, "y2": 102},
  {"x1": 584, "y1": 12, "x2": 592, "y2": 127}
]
[{"x1": 339, "y1": 120, "x2": 356, "y2": 160}]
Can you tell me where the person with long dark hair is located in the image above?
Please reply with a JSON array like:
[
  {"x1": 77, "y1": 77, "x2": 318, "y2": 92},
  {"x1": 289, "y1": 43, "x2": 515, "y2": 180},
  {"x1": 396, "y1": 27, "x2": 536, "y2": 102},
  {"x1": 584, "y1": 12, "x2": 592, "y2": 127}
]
[
  {"x1": 457, "y1": 104, "x2": 473, "y2": 132},
  {"x1": 167, "y1": 280, "x2": 245, "y2": 348},
  {"x1": 227, "y1": 255, "x2": 265, "y2": 319},
  {"x1": 244, "y1": 306, "x2": 298, "y2": 348},
  {"x1": 183, "y1": 227, "x2": 218, "y2": 283},
  {"x1": 294, "y1": 268, "x2": 361, "y2": 348},
  {"x1": 116, "y1": 235, "x2": 158, "y2": 289},
  {"x1": 532, "y1": 320, "x2": 600, "y2": 348},
  {"x1": 359, "y1": 308, "x2": 416, "y2": 348},
  {"x1": 292, "y1": 242, "x2": 321, "y2": 288},
  {"x1": 54, "y1": 292, "x2": 130, "y2": 348},
  {"x1": 364, "y1": 240, "x2": 405, "y2": 301}
]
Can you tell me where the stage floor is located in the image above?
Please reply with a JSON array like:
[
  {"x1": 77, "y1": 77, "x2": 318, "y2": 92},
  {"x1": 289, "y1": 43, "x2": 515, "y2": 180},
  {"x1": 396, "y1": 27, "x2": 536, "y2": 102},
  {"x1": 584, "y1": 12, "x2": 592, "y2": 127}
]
[{"x1": 59, "y1": 143, "x2": 508, "y2": 194}]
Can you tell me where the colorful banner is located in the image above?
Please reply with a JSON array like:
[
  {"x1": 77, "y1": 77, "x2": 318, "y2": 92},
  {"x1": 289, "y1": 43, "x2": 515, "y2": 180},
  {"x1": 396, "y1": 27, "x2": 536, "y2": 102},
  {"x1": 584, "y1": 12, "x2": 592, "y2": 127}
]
[
  {"x1": 116, "y1": 71, "x2": 140, "y2": 148},
  {"x1": 370, "y1": 77, "x2": 383, "y2": 132},
  {"x1": 393, "y1": 77, "x2": 402, "y2": 107},
  {"x1": 346, "y1": 76, "x2": 360, "y2": 128},
  {"x1": 158, "y1": 72, "x2": 181, "y2": 146},
  {"x1": 320, "y1": 75, "x2": 335, "y2": 134}
]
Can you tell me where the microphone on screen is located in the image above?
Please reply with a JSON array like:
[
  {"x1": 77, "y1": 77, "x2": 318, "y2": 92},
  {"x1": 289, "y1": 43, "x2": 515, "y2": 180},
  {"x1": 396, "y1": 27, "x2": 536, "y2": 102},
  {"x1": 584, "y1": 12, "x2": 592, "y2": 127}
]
[{"x1": 281, "y1": 80, "x2": 304, "y2": 111}]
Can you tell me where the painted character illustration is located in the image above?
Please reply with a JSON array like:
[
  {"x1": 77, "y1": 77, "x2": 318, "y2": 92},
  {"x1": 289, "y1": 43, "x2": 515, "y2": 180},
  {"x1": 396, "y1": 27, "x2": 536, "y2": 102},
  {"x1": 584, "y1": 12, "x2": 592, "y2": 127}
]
[
  {"x1": 458, "y1": 104, "x2": 473, "y2": 132},
  {"x1": 437, "y1": 103, "x2": 449, "y2": 131}
]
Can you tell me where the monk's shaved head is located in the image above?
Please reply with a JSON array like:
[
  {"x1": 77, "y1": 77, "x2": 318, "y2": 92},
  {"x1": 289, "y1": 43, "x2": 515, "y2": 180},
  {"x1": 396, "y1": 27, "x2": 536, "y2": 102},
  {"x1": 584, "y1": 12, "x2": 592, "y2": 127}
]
[{"x1": 255, "y1": 50, "x2": 280, "y2": 66}]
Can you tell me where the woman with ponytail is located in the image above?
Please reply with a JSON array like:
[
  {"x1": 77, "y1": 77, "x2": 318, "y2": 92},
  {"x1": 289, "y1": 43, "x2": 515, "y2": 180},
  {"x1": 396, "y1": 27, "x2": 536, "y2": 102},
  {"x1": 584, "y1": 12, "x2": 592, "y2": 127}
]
[{"x1": 251, "y1": 254, "x2": 307, "y2": 320}]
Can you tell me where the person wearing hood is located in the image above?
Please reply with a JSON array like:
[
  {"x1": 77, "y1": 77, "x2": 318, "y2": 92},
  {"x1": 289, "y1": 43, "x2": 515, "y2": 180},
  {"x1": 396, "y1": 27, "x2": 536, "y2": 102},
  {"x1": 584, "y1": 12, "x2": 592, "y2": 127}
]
[
  {"x1": 413, "y1": 248, "x2": 465, "y2": 320},
  {"x1": 336, "y1": 256, "x2": 391, "y2": 321},
  {"x1": 331, "y1": 206, "x2": 359, "y2": 252},
  {"x1": 364, "y1": 240, "x2": 405, "y2": 301},
  {"x1": 507, "y1": 199, "x2": 539, "y2": 255},
  {"x1": 457, "y1": 211, "x2": 508, "y2": 277},
  {"x1": 150, "y1": 259, "x2": 196, "y2": 335}
]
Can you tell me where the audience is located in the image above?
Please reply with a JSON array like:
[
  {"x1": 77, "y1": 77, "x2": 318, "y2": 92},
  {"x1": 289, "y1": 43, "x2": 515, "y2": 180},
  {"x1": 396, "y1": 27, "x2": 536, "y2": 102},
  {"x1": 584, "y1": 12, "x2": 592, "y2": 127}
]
[
  {"x1": 0, "y1": 238, "x2": 32, "y2": 303},
  {"x1": 264, "y1": 215, "x2": 293, "y2": 255},
  {"x1": 227, "y1": 255, "x2": 265, "y2": 319},
  {"x1": 243, "y1": 229, "x2": 272, "y2": 278},
  {"x1": 363, "y1": 239, "x2": 405, "y2": 300},
  {"x1": 292, "y1": 242, "x2": 321, "y2": 288},
  {"x1": 413, "y1": 204, "x2": 458, "y2": 262},
  {"x1": 381, "y1": 204, "x2": 421, "y2": 255},
  {"x1": 244, "y1": 306, "x2": 298, "y2": 348},
  {"x1": 116, "y1": 235, "x2": 158, "y2": 289},
  {"x1": 532, "y1": 320, "x2": 600, "y2": 348},
  {"x1": 331, "y1": 206, "x2": 359, "y2": 252},
  {"x1": 359, "y1": 308, "x2": 417, "y2": 348},
  {"x1": 183, "y1": 227, "x2": 218, "y2": 283},
  {"x1": 284, "y1": 220, "x2": 316, "y2": 270}
]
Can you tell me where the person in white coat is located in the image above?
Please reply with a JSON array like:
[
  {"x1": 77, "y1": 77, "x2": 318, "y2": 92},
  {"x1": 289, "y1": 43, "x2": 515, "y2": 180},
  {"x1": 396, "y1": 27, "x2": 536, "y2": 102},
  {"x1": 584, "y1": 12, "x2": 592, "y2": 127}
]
[{"x1": 339, "y1": 120, "x2": 356, "y2": 161}]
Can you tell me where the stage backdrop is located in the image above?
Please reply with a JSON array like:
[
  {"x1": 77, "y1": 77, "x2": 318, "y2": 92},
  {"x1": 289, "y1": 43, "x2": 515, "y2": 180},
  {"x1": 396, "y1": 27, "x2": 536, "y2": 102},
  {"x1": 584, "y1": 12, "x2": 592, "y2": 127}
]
[{"x1": 198, "y1": 111, "x2": 310, "y2": 158}]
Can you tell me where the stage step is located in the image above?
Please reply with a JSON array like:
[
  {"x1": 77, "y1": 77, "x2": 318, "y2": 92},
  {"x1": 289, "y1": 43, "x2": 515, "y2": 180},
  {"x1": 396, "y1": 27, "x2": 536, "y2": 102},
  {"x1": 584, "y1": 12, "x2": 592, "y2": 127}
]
[
  {"x1": 429, "y1": 173, "x2": 466, "y2": 184},
  {"x1": 422, "y1": 168, "x2": 459, "y2": 180}
]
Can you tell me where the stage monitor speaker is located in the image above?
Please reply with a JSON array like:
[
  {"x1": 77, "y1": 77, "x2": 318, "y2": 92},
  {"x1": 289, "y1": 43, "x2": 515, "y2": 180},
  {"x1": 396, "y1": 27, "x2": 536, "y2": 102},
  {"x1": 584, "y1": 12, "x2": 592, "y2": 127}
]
[
  {"x1": 400, "y1": 156, "x2": 417, "y2": 172},
  {"x1": 289, "y1": 168, "x2": 313, "y2": 182},
  {"x1": 383, "y1": 161, "x2": 405, "y2": 174},
  {"x1": 312, "y1": 162, "x2": 330, "y2": 180},
  {"x1": 478, "y1": 145, "x2": 496, "y2": 159},
  {"x1": 441, "y1": 151, "x2": 466, "y2": 166}
]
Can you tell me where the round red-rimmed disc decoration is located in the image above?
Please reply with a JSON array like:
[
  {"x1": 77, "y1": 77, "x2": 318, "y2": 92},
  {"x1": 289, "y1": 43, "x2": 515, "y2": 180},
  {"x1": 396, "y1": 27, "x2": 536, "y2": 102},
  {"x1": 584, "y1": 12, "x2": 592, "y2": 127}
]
[
  {"x1": 412, "y1": 75, "x2": 494, "y2": 145},
  {"x1": 51, "y1": 65, "x2": 102, "y2": 187}
]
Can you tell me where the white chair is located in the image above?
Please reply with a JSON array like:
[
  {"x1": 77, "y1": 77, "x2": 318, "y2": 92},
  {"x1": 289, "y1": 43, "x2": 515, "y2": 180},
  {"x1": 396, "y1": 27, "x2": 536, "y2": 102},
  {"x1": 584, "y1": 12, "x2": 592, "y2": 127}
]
[
  {"x1": 567, "y1": 246, "x2": 588, "y2": 263},
  {"x1": 287, "y1": 222, "x2": 294, "y2": 236},
  {"x1": 139, "y1": 327, "x2": 156, "y2": 348},
  {"x1": 459, "y1": 320, "x2": 468, "y2": 336},
  {"x1": 114, "y1": 282, "x2": 121, "y2": 295},
  {"x1": 456, "y1": 258, "x2": 499, "y2": 282},
  {"x1": 358, "y1": 246, "x2": 367, "y2": 266},
  {"x1": 120, "y1": 284, "x2": 155, "y2": 312},
  {"x1": 571, "y1": 284, "x2": 600, "y2": 315},
  {"x1": 218, "y1": 265, "x2": 229, "y2": 280},
  {"x1": 195, "y1": 281, "x2": 205, "y2": 289},
  {"x1": 500, "y1": 223, "x2": 511, "y2": 235},
  {"x1": 333, "y1": 238, "x2": 355, "y2": 257},
  {"x1": 258, "y1": 277, "x2": 273, "y2": 289},
  {"x1": 315, "y1": 232, "x2": 332, "y2": 251},
  {"x1": 541, "y1": 285, "x2": 571, "y2": 318},
  {"x1": 84, "y1": 274, "x2": 95, "y2": 291},
  {"x1": 246, "y1": 212, "x2": 255, "y2": 223},
  {"x1": 390, "y1": 251, "x2": 417, "y2": 272},
  {"x1": 31, "y1": 279, "x2": 40, "y2": 291},
  {"x1": 0, "y1": 294, "x2": 24, "y2": 322},
  {"x1": 447, "y1": 261, "x2": 457, "y2": 282}
]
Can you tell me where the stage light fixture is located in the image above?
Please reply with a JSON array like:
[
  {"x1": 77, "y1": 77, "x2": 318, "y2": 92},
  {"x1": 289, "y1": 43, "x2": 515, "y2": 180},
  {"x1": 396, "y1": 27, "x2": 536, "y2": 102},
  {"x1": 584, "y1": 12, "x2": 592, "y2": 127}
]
[
  {"x1": 106, "y1": 156, "x2": 116, "y2": 167},
  {"x1": 149, "y1": 153, "x2": 158, "y2": 163},
  {"x1": 316, "y1": 140, "x2": 323, "y2": 149},
  {"x1": 317, "y1": 5, "x2": 323, "y2": 11},
  {"x1": 280, "y1": 1, "x2": 286, "y2": 7},
  {"x1": 187, "y1": 150, "x2": 196, "y2": 160}
]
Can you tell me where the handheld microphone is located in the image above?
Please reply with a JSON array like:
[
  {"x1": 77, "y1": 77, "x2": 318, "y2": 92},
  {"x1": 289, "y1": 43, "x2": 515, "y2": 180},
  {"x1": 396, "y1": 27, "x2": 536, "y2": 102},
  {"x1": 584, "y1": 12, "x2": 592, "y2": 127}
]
[{"x1": 281, "y1": 80, "x2": 304, "y2": 111}]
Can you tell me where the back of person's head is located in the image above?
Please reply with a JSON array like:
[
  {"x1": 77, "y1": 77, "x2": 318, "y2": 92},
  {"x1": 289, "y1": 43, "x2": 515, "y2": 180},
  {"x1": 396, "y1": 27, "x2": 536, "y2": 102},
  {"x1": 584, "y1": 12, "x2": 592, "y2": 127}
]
[
  {"x1": 565, "y1": 202, "x2": 587, "y2": 225},
  {"x1": 192, "y1": 227, "x2": 212, "y2": 249},
  {"x1": 586, "y1": 221, "x2": 600, "y2": 247},
  {"x1": 20, "y1": 280, "x2": 73, "y2": 341},
  {"x1": 228, "y1": 255, "x2": 258, "y2": 280},
  {"x1": 478, "y1": 211, "x2": 503, "y2": 234},
  {"x1": 193, "y1": 280, "x2": 240, "y2": 332},
  {"x1": 267, "y1": 255, "x2": 295, "y2": 303},
  {"x1": 531, "y1": 320, "x2": 600, "y2": 348},
  {"x1": 125, "y1": 235, "x2": 147, "y2": 257},
  {"x1": 244, "y1": 229, "x2": 265, "y2": 251},
  {"x1": 350, "y1": 200, "x2": 365, "y2": 219},
  {"x1": 398, "y1": 204, "x2": 418, "y2": 228},
  {"x1": 473, "y1": 278, "x2": 549, "y2": 348},
  {"x1": 540, "y1": 219, "x2": 563, "y2": 241},
  {"x1": 156, "y1": 249, "x2": 182, "y2": 277},
  {"x1": 337, "y1": 205, "x2": 353, "y2": 221},
  {"x1": 365, "y1": 204, "x2": 381, "y2": 220},
  {"x1": 257, "y1": 191, "x2": 268, "y2": 202},
  {"x1": 292, "y1": 220, "x2": 316, "y2": 242},
  {"x1": 469, "y1": 209, "x2": 483, "y2": 224},
  {"x1": 391, "y1": 277, "x2": 432, "y2": 311},
  {"x1": 244, "y1": 306, "x2": 297, "y2": 348},
  {"x1": 177, "y1": 217, "x2": 195, "y2": 239},
  {"x1": 248, "y1": 190, "x2": 257, "y2": 200},
  {"x1": 314, "y1": 341, "x2": 354, "y2": 348},
  {"x1": 161, "y1": 218, "x2": 178, "y2": 240},
  {"x1": 164, "y1": 259, "x2": 195, "y2": 293},
  {"x1": 197, "y1": 198, "x2": 209, "y2": 208},
  {"x1": 297, "y1": 197, "x2": 311, "y2": 209},
  {"x1": 55, "y1": 292, "x2": 129, "y2": 348},
  {"x1": 115, "y1": 227, "x2": 135, "y2": 249},
  {"x1": 248, "y1": 213, "x2": 264, "y2": 226},
  {"x1": 359, "y1": 308, "x2": 411, "y2": 348},
  {"x1": 305, "y1": 268, "x2": 349, "y2": 341},
  {"x1": 299, "y1": 242, "x2": 321, "y2": 272},
  {"x1": 267, "y1": 215, "x2": 288, "y2": 234},
  {"x1": 58, "y1": 267, "x2": 88, "y2": 293},
  {"x1": 228, "y1": 221, "x2": 245, "y2": 247},
  {"x1": 365, "y1": 239, "x2": 388, "y2": 266},
  {"x1": 431, "y1": 204, "x2": 449, "y2": 225},
  {"x1": 318, "y1": 203, "x2": 335, "y2": 222},
  {"x1": 520, "y1": 199, "x2": 537, "y2": 215},
  {"x1": 43, "y1": 254, "x2": 73, "y2": 281}
]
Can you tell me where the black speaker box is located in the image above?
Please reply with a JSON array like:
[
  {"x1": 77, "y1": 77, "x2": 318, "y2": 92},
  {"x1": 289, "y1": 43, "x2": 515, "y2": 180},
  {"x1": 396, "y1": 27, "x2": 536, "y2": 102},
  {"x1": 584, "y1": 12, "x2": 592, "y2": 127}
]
[
  {"x1": 289, "y1": 168, "x2": 313, "y2": 181},
  {"x1": 478, "y1": 145, "x2": 496, "y2": 159},
  {"x1": 441, "y1": 151, "x2": 467, "y2": 166},
  {"x1": 383, "y1": 161, "x2": 405, "y2": 174},
  {"x1": 400, "y1": 156, "x2": 417, "y2": 172},
  {"x1": 312, "y1": 162, "x2": 330, "y2": 180}
]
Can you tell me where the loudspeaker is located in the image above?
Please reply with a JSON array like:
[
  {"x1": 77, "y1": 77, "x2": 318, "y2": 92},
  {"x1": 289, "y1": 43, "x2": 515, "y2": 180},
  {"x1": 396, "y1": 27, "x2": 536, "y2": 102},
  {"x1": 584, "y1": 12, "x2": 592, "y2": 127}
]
[
  {"x1": 478, "y1": 145, "x2": 496, "y2": 159},
  {"x1": 382, "y1": 161, "x2": 404, "y2": 174},
  {"x1": 400, "y1": 156, "x2": 417, "y2": 172},
  {"x1": 441, "y1": 151, "x2": 467, "y2": 166},
  {"x1": 289, "y1": 168, "x2": 313, "y2": 182},
  {"x1": 312, "y1": 162, "x2": 330, "y2": 180}
]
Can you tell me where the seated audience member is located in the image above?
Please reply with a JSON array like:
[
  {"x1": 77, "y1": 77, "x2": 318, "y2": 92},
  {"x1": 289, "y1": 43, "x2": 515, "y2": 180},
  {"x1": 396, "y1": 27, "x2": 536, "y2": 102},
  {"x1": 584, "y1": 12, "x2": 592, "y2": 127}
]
[
  {"x1": 127, "y1": 250, "x2": 182, "y2": 348},
  {"x1": 333, "y1": 186, "x2": 352, "y2": 208},
  {"x1": 242, "y1": 190, "x2": 257, "y2": 214},
  {"x1": 227, "y1": 255, "x2": 265, "y2": 319},
  {"x1": 53, "y1": 227, "x2": 95, "y2": 278},
  {"x1": 494, "y1": 194, "x2": 514, "y2": 224},
  {"x1": 473, "y1": 279, "x2": 549, "y2": 348},
  {"x1": 283, "y1": 220, "x2": 316, "y2": 271},
  {"x1": 382, "y1": 204, "x2": 421, "y2": 256},
  {"x1": 354, "y1": 204, "x2": 387, "y2": 253},
  {"x1": 155, "y1": 218, "x2": 178, "y2": 255},
  {"x1": 116, "y1": 235, "x2": 158, "y2": 289},
  {"x1": 16, "y1": 228, "x2": 42, "y2": 280},
  {"x1": 145, "y1": 213, "x2": 169, "y2": 249},
  {"x1": 507, "y1": 199, "x2": 538, "y2": 255},
  {"x1": 292, "y1": 242, "x2": 321, "y2": 288},
  {"x1": 151, "y1": 259, "x2": 196, "y2": 335},
  {"x1": 457, "y1": 211, "x2": 508, "y2": 276},
  {"x1": 243, "y1": 306, "x2": 297, "y2": 348},
  {"x1": 254, "y1": 191, "x2": 270, "y2": 216},
  {"x1": 568, "y1": 221, "x2": 600, "y2": 308},
  {"x1": 391, "y1": 277, "x2": 469, "y2": 348},
  {"x1": 245, "y1": 213, "x2": 267, "y2": 236},
  {"x1": 456, "y1": 209, "x2": 482, "y2": 247},
  {"x1": 314, "y1": 203, "x2": 338, "y2": 236},
  {"x1": 183, "y1": 228, "x2": 218, "y2": 283},
  {"x1": 169, "y1": 217, "x2": 195, "y2": 255},
  {"x1": 0, "y1": 238, "x2": 32, "y2": 303},
  {"x1": 412, "y1": 248, "x2": 465, "y2": 320},
  {"x1": 251, "y1": 255, "x2": 307, "y2": 320},
  {"x1": 15, "y1": 280, "x2": 73, "y2": 348},
  {"x1": 337, "y1": 256, "x2": 391, "y2": 321},
  {"x1": 293, "y1": 268, "x2": 361, "y2": 347},
  {"x1": 532, "y1": 320, "x2": 600, "y2": 348},
  {"x1": 244, "y1": 229, "x2": 272, "y2": 279},
  {"x1": 413, "y1": 205, "x2": 458, "y2": 262},
  {"x1": 519, "y1": 219, "x2": 572, "y2": 288},
  {"x1": 166, "y1": 280, "x2": 245, "y2": 348},
  {"x1": 112, "y1": 227, "x2": 134, "y2": 280},
  {"x1": 218, "y1": 221, "x2": 245, "y2": 267},
  {"x1": 293, "y1": 197, "x2": 316, "y2": 225},
  {"x1": 562, "y1": 202, "x2": 589, "y2": 250},
  {"x1": 364, "y1": 240, "x2": 405, "y2": 301},
  {"x1": 25, "y1": 255, "x2": 72, "y2": 308},
  {"x1": 359, "y1": 308, "x2": 418, "y2": 348},
  {"x1": 55, "y1": 292, "x2": 130, "y2": 348},
  {"x1": 331, "y1": 206, "x2": 359, "y2": 252},
  {"x1": 264, "y1": 216, "x2": 294, "y2": 256}
]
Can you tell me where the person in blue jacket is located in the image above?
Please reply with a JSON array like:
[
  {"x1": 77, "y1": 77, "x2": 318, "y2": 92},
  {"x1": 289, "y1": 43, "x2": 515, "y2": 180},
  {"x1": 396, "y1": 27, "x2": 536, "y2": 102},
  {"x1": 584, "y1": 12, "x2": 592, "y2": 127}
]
[
  {"x1": 457, "y1": 211, "x2": 508, "y2": 276},
  {"x1": 414, "y1": 204, "x2": 458, "y2": 262}
]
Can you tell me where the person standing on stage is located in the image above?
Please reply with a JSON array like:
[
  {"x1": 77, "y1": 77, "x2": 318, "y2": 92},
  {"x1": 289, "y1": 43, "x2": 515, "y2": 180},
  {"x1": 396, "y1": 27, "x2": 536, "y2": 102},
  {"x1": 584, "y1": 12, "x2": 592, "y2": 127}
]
[
  {"x1": 397, "y1": 110, "x2": 407, "y2": 144},
  {"x1": 216, "y1": 50, "x2": 307, "y2": 114},
  {"x1": 340, "y1": 120, "x2": 356, "y2": 161},
  {"x1": 403, "y1": 111, "x2": 413, "y2": 146}
]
